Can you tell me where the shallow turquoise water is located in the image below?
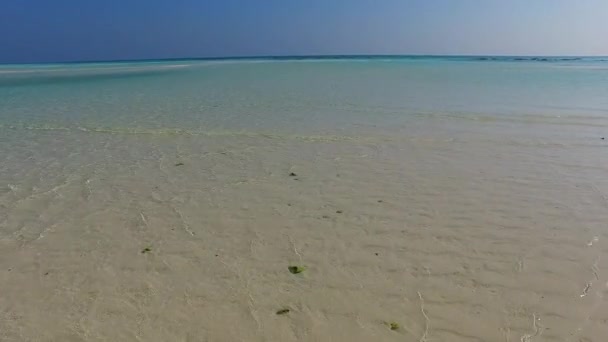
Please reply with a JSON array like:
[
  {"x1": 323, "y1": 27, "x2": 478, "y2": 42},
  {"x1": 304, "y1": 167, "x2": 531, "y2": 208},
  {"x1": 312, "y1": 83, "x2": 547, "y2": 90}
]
[
  {"x1": 1, "y1": 56, "x2": 607, "y2": 136},
  {"x1": 2, "y1": 57, "x2": 608, "y2": 341}
]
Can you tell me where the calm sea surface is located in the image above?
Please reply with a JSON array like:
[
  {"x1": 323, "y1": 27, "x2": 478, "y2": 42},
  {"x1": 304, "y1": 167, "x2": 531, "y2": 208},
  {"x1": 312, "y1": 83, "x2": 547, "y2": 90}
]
[{"x1": 1, "y1": 56, "x2": 608, "y2": 341}]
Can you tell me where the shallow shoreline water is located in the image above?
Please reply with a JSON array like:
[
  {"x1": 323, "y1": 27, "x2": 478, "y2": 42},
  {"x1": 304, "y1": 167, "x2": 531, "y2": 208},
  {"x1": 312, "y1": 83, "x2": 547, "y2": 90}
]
[{"x1": 1, "y1": 57, "x2": 608, "y2": 341}]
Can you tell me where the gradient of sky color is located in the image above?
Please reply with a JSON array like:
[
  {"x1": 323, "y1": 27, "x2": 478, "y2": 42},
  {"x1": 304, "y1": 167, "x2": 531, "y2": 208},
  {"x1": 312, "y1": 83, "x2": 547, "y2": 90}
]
[{"x1": 1, "y1": 0, "x2": 607, "y2": 63}]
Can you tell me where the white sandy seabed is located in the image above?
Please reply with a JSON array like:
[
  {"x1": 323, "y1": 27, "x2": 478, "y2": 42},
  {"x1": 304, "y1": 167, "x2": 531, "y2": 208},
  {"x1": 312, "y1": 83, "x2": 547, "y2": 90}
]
[{"x1": 1, "y1": 113, "x2": 608, "y2": 342}]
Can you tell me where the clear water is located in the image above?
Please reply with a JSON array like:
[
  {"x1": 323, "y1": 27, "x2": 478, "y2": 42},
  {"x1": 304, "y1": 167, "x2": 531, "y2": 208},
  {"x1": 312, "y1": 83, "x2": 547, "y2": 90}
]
[
  {"x1": 2, "y1": 57, "x2": 608, "y2": 341},
  {"x1": 2, "y1": 56, "x2": 607, "y2": 136}
]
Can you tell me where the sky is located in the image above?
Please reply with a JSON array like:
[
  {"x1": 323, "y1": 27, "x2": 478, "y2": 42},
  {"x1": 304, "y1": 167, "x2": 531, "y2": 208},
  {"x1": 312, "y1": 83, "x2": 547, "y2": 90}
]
[{"x1": 0, "y1": 0, "x2": 607, "y2": 63}]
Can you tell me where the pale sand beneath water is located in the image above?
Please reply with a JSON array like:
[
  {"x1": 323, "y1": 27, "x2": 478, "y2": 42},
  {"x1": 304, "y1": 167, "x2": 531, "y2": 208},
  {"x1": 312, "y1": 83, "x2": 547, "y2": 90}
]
[{"x1": 1, "y1": 120, "x2": 608, "y2": 341}]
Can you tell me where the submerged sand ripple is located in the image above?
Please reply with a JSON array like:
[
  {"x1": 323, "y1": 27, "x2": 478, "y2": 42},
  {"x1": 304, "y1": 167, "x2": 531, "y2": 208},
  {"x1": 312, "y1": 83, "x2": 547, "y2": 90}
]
[{"x1": 1, "y1": 119, "x2": 608, "y2": 341}]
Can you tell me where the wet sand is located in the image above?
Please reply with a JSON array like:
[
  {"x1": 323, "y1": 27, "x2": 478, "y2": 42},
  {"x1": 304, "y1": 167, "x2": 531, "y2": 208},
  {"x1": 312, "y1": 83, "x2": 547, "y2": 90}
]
[{"x1": 1, "y1": 115, "x2": 608, "y2": 341}]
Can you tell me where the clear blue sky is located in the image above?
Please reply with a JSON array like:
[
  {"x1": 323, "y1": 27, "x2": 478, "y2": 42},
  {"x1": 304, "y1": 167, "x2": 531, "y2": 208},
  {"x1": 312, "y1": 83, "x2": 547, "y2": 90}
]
[{"x1": 1, "y1": 0, "x2": 606, "y2": 63}]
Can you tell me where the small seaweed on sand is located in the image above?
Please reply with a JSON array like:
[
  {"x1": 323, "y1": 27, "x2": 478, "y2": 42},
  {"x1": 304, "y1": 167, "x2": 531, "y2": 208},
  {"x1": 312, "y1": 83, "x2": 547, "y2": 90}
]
[
  {"x1": 276, "y1": 309, "x2": 290, "y2": 315},
  {"x1": 175, "y1": 162, "x2": 185, "y2": 166},
  {"x1": 288, "y1": 266, "x2": 306, "y2": 274},
  {"x1": 141, "y1": 247, "x2": 152, "y2": 254},
  {"x1": 336, "y1": 210, "x2": 343, "y2": 214},
  {"x1": 388, "y1": 322, "x2": 399, "y2": 330},
  {"x1": 289, "y1": 172, "x2": 297, "y2": 177}
]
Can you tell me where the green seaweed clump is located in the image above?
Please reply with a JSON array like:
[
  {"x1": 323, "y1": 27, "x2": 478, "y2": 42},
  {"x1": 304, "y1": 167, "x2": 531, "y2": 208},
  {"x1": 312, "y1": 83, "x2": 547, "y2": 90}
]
[
  {"x1": 388, "y1": 322, "x2": 399, "y2": 330},
  {"x1": 175, "y1": 162, "x2": 185, "y2": 166},
  {"x1": 288, "y1": 265, "x2": 306, "y2": 274},
  {"x1": 141, "y1": 247, "x2": 152, "y2": 254},
  {"x1": 276, "y1": 309, "x2": 290, "y2": 315}
]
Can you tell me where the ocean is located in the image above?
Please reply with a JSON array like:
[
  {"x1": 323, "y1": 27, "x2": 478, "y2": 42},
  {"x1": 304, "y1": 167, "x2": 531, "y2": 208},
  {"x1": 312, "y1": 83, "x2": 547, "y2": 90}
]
[{"x1": 1, "y1": 56, "x2": 608, "y2": 341}]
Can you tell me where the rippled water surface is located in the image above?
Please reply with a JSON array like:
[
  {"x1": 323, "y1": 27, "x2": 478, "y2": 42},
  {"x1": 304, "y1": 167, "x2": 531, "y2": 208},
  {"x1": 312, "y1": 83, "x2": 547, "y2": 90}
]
[{"x1": 1, "y1": 57, "x2": 608, "y2": 341}]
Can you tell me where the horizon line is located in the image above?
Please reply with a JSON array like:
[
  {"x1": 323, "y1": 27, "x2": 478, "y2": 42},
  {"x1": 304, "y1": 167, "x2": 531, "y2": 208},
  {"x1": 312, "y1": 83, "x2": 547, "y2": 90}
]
[{"x1": 2, "y1": 53, "x2": 608, "y2": 66}]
